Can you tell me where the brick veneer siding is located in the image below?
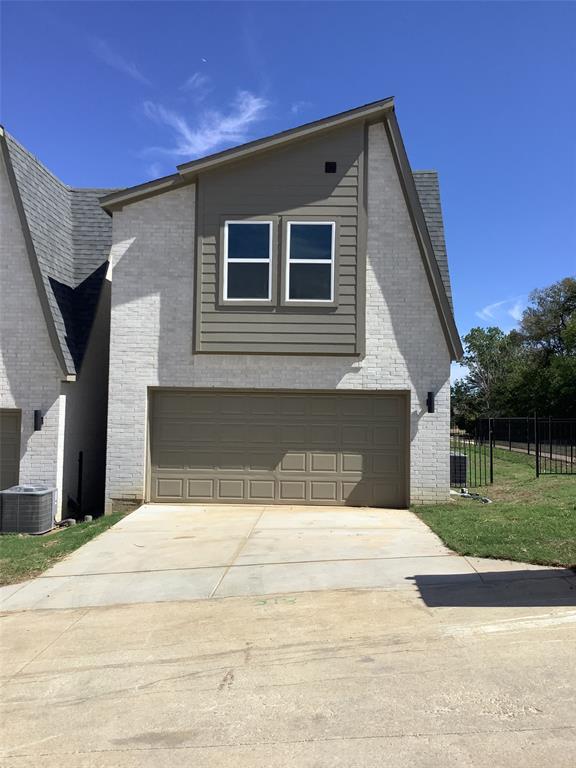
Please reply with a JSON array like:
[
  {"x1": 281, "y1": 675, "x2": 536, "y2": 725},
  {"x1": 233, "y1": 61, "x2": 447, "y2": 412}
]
[
  {"x1": 105, "y1": 122, "x2": 450, "y2": 510},
  {"x1": 0, "y1": 150, "x2": 65, "y2": 514}
]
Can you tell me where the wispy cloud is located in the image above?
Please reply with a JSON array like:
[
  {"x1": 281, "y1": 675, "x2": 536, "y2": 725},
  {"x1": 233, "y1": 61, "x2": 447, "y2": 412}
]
[
  {"x1": 146, "y1": 161, "x2": 164, "y2": 179},
  {"x1": 508, "y1": 299, "x2": 525, "y2": 323},
  {"x1": 476, "y1": 299, "x2": 510, "y2": 321},
  {"x1": 290, "y1": 100, "x2": 311, "y2": 115},
  {"x1": 476, "y1": 296, "x2": 526, "y2": 325},
  {"x1": 93, "y1": 39, "x2": 151, "y2": 85},
  {"x1": 142, "y1": 90, "x2": 268, "y2": 159},
  {"x1": 179, "y1": 72, "x2": 212, "y2": 102}
]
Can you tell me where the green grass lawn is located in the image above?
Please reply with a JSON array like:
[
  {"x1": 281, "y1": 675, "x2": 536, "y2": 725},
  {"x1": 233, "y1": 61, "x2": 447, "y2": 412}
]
[
  {"x1": 0, "y1": 513, "x2": 125, "y2": 586},
  {"x1": 416, "y1": 448, "x2": 576, "y2": 568}
]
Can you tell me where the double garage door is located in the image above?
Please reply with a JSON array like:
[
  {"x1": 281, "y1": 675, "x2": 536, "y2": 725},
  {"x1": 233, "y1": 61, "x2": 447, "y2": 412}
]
[{"x1": 149, "y1": 391, "x2": 408, "y2": 508}]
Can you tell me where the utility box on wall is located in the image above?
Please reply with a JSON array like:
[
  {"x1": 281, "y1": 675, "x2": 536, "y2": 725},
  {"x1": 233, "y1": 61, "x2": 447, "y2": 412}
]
[{"x1": 0, "y1": 485, "x2": 57, "y2": 534}]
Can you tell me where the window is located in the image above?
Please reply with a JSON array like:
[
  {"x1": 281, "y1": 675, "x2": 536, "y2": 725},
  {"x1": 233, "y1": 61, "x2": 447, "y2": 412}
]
[
  {"x1": 223, "y1": 221, "x2": 272, "y2": 301},
  {"x1": 286, "y1": 222, "x2": 335, "y2": 302}
]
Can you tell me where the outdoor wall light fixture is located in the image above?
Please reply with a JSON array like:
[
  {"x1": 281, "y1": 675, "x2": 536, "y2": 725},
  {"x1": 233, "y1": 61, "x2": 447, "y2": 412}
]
[
  {"x1": 33, "y1": 410, "x2": 44, "y2": 431},
  {"x1": 426, "y1": 392, "x2": 435, "y2": 414}
]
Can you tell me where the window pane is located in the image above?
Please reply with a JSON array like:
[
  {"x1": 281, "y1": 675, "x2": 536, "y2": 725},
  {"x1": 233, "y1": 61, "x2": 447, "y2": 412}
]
[
  {"x1": 289, "y1": 263, "x2": 332, "y2": 300},
  {"x1": 290, "y1": 224, "x2": 332, "y2": 260},
  {"x1": 228, "y1": 223, "x2": 270, "y2": 260},
  {"x1": 227, "y1": 262, "x2": 269, "y2": 299}
]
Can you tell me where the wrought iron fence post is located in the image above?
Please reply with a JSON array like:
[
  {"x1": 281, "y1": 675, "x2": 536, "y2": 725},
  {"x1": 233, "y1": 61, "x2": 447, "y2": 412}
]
[
  {"x1": 535, "y1": 413, "x2": 540, "y2": 478},
  {"x1": 508, "y1": 418, "x2": 512, "y2": 451},
  {"x1": 549, "y1": 416, "x2": 553, "y2": 463},
  {"x1": 489, "y1": 417, "x2": 493, "y2": 484},
  {"x1": 527, "y1": 416, "x2": 530, "y2": 455}
]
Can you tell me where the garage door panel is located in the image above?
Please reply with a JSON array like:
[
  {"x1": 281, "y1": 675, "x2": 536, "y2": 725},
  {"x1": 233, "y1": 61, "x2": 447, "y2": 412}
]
[
  {"x1": 280, "y1": 452, "x2": 306, "y2": 472},
  {"x1": 156, "y1": 478, "x2": 184, "y2": 499},
  {"x1": 373, "y1": 426, "x2": 401, "y2": 447},
  {"x1": 310, "y1": 481, "x2": 338, "y2": 501},
  {"x1": 372, "y1": 453, "x2": 402, "y2": 475},
  {"x1": 340, "y1": 398, "x2": 372, "y2": 418},
  {"x1": 249, "y1": 480, "x2": 275, "y2": 500},
  {"x1": 187, "y1": 479, "x2": 215, "y2": 499},
  {"x1": 309, "y1": 425, "x2": 339, "y2": 444},
  {"x1": 218, "y1": 479, "x2": 245, "y2": 499},
  {"x1": 150, "y1": 392, "x2": 407, "y2": 507},
  {"x1": 279, "y1": 425, "x2": 308, "y2": 444},
  {"x1": 310, "y1": 397, "x2": 339, "y2": 417},
  {"x1": 247, "y1": 452, "x2": 280, "y2": 472},
  {"x1": 310, "y1": 453, "x2": 337, "y2": 472},
  {"x1": 373, "y1": 397, "x2": 403, "y2": 417},
  {"x1": 279, "y1": 398, "x2": 308, "y2": 417},
  {"x1": 155, "y1": 449, "x2": 190, "y2": 469},
  {"x1": 341, "y1": 426, "x2": 371, "y2": 446},
  {"x1": 279, "y1": 481, "x2": 307, "y2": 501},
  {"x1": 217, "y1": 452, "x2": 246, "y2": 470},
  {"x1": 342, "y1": 453, "x2": 363, "y2": 473}
]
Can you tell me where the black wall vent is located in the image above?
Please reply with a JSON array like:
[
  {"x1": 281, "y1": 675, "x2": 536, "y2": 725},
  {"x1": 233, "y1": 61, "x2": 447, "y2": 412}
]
[{"x1": 324, "y1": 161, "x2": 337, "y2": 173}]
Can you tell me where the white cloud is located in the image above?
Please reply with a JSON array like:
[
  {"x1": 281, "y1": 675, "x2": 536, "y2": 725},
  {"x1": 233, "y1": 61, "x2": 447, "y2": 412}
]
[
  {"x1": 146, "y1": 161, "x2": 164, "y2": 178},
  {"x1": 180, "y1": 72, "x2": 212, "y2": 102},
  {"x1": 142, "y1": 90, "x2": 268, "y2": 159},
  {"x1": 508, "y1": 299, "x2": 525, "y2": 323},
  {"x1": 92, "y1": 39, "x2": 151, "y2": 86},
  {"x1": 476, "y1": 296, "x2": 526, "y2": 326},
  {"x1": 476, "y1": 299, "x2": 509, "y2": 321},
  {"x1": 290, "y1": 100, "x2": 311, "y2": 115}
]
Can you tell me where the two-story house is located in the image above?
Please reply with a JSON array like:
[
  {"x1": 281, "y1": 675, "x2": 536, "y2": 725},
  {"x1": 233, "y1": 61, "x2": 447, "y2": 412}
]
[{"x1": 100, "y1": 98, "x2": 462, "y2": 513}]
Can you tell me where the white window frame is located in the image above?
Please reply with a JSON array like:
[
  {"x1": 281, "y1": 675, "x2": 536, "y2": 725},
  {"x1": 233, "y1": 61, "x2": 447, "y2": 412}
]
[
  {"x1": 285, "y1": 221, "x2": 336, "y2": 303},
  {"x1": 223, "y1": 220, "x2": 273, "y2": 302}
]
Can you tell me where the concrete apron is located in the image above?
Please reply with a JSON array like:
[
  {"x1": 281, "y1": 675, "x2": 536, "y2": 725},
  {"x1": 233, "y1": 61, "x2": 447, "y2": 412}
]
[
  {"x1": 1, "y1": 506, "x2": 575, "y2": 767},
  {"x1": 0, "y1": 504, "x2": 574, "y2": 612},
  {"x1": 1, "y1": 587, "x2": 576, "y2": 767}
]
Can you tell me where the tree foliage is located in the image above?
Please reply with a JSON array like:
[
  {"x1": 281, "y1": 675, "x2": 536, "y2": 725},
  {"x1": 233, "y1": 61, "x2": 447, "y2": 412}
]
[{"x1": 452, "y1": 277, "x2": 576, "y2": 428}]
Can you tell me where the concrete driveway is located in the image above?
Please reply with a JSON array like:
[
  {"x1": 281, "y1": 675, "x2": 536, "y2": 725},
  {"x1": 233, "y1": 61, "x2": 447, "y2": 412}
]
[
  {"x1": 2, "y1": 503, "x2": 572, "y2": 612},
  {"x1": 1, "y1": 504, "x2": 575, "y2": 766}
]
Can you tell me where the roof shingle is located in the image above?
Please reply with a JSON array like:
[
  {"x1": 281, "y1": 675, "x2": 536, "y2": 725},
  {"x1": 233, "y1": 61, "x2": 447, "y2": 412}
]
[
  {"x1": 3, "y1": 133, "x2": 114, "y2": 374},
  {"x1": 412, "y1": 170, "x2": 453, "y2": 309}
]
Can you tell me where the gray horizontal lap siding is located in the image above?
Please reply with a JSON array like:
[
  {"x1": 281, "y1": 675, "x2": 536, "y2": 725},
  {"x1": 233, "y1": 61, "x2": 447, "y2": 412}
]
[{"x1": 196, "y1": 123, "x2": 364, "y2": 355}]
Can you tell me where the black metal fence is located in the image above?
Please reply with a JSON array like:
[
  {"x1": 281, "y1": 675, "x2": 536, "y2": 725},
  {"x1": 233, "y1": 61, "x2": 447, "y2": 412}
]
[
  {"x1": 476, "y1": 417, "x2": 575, "y2": 476},
  {"x1": 450, "y1": 425, "x2": 493, "y2": 488}
]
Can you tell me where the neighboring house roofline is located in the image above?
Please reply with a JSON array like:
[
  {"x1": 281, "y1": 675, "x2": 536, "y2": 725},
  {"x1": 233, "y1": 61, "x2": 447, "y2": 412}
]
[
  {"x1": 0, "y1": 126, "x2": 70, "y2": 376},
  {"x1": 1, "y1": 126, "x2": 115, "y2": 376}
]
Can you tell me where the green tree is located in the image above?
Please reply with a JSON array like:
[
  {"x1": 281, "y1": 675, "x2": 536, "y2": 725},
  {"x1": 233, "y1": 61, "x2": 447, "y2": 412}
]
[
  {"x1": 451, "y1": 277, "x2": 576, "y2": 424},
  {"x1": 520, "y1": 277, "x2": 576, "y2": 357}
]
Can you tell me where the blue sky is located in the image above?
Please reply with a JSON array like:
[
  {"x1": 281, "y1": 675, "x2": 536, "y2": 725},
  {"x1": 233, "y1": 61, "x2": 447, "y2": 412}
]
[{"x1": 2, "y1": 1, "x2": 575, "y2": 379}]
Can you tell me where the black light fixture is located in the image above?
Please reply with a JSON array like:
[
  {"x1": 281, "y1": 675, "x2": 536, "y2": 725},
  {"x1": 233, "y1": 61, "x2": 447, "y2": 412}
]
[
  {"x1": 33, "y1": 410, "x2": 44, "y2": 431},
  {"x1": 426, "y1": 392, "x2": 435, "y2": 414}
]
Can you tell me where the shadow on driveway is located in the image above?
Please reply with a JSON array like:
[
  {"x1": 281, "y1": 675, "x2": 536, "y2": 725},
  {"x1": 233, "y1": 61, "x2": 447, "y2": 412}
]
[{"x1": 410, "y1": 569, "x2": 576, "y2": 608}]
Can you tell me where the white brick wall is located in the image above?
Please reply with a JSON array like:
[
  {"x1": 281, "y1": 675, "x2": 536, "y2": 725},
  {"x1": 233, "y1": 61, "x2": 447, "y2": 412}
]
[
  {"x1": 0, "y1": 149, "x2": 65, "y2": 514},
  {"x1": 105, "y1": 122, "x2": 450, "y2": 510}
]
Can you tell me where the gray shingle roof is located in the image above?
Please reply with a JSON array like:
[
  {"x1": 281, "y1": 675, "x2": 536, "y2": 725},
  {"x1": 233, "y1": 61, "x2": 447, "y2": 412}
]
[
  {"x1": 3, "y1": 132, "x2": 114, "y2": 374},
  {"x1": 412, "y1": 171, "x2": 453, "y2": 308}
]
